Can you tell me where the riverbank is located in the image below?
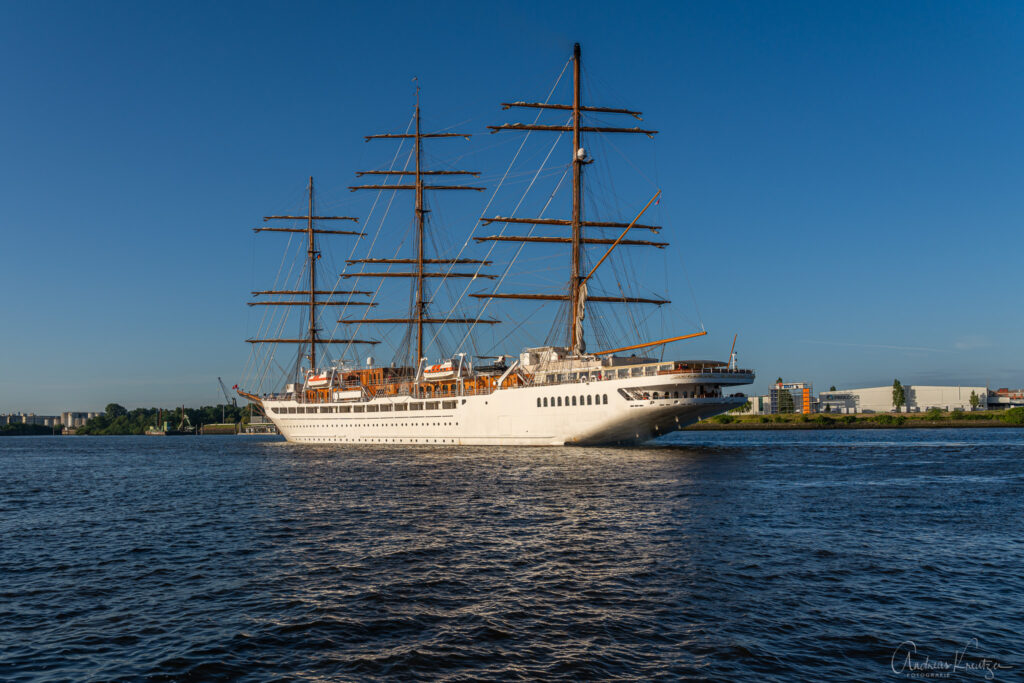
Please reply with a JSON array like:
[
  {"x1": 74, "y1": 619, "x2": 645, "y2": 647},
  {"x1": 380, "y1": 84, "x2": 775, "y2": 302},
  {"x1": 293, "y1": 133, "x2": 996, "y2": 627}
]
[
  {"x1": 0, "y1": 424, "x2": 59, "y2": 436},
  {"x1": 688, "y1": 408, "x2": 1024, "y2": 430}
]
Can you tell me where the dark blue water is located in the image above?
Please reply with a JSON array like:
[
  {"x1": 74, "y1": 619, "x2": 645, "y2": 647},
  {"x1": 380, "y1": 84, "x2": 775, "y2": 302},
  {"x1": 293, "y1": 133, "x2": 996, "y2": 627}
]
[{"x1": 1, "y1": 430, "x2": 1021, "y2": 681}]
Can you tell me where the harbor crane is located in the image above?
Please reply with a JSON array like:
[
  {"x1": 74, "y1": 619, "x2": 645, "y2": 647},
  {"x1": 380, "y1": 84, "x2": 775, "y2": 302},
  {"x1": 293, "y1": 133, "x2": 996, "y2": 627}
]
[
  {"x1": 218, "y1": 377, "x2": 238, "y2": 407},
  {"x1": 216, "y1": 377, "x2": 239, "y2": 425}
]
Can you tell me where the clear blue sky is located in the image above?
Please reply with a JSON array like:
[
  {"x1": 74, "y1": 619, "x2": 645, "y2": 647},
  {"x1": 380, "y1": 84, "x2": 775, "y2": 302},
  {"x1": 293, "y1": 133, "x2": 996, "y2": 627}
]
[{"x1": 2, "y1": 1, "x2": 1022, "y2": 413}]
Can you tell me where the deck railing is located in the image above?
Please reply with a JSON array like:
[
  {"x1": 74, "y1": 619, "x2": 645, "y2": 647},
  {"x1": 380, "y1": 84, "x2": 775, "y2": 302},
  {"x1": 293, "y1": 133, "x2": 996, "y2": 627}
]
[{"x1": 263, "y1": 364, "x2": 754, "y2": 403}]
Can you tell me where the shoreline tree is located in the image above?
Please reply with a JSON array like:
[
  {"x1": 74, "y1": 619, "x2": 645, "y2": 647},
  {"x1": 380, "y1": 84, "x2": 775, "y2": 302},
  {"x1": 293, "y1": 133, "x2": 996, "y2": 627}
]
[{"x1": 892, "y1": 379, "x2": 906, "y2": 413}]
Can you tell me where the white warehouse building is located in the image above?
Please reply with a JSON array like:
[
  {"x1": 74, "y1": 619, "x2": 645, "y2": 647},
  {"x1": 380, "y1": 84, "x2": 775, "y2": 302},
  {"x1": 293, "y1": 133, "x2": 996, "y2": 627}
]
[{"x1": 819, "y1": 386, "x2": 988, "y2": 414}]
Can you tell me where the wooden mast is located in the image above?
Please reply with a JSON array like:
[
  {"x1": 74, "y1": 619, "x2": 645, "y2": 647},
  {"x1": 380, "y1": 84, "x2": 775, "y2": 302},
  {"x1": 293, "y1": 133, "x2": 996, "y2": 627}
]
[
  {"x1": 247, "y1": 178, "x2": 380, "y2": 372},
  {"x1": 414, "y1": 92, "x2": 425, "y2": 365},
  {"x1": 569, "y1": 42, "x2": 583, "y2": 355},
  {"x1": 307, "y1": 176, "x2": 317, "y2": 370},
  {"x1": 348, "y1": 89, "x2": 499, "y2": 369},
  {"x1": 481, "y1": 42, "x2": 661, "y2": 356}
]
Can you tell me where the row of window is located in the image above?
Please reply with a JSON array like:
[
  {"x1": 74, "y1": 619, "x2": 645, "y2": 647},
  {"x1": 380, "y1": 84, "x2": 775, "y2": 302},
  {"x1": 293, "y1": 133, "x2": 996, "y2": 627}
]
[
  {"x1": 538, "y1": 394, "x2": 608, "y2": 408},
  {"x1": 541, "y1": 365, "x2": 674, "y2": 384},
  {"x1": 271, "y1": 400, "x2": 458, "y2": 415},
  {"x1": 294, "y1": 421, "x2": 458, "y2": 428}
]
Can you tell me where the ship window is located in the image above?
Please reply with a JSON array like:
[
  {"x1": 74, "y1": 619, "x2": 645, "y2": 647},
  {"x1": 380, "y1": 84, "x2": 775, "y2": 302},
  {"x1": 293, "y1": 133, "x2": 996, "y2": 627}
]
[
  {"x1": 442, "y1": 400, "x2": 457, "y2": 409},
  {"x1": 579, "y1": 395, "x2": 584, "y2": 405},
  {"x1": 394, "y1": 404, "x2": 407, "y2": 411},
  {"x1": 572, "y1": 396, "x2": 577, "y2": 406},
  {"x1": 537, "y1": 398, "x2": 541, "y2": 407},
  {"x1": 587, "y1": 395, "x2": 592, "y2": 405},
  {"x1": 603, "y1": 394, "x2": 608, "y2": 404},
  {"x1": 410, "y1": 403, "x2": 423, "y2": 411},
  {"x1": 425, "y1": 401, "x2": 439, "y2": 410},
  {"x1": 366, "y1": 405, "x2": 379, "y2": 413},
  {"x1": 653, "y1": 392, "x2": 659, "y2": 399},
  {"x1": 618, "y1": 369, "x2": 628, "y2": 378},
  {"x1": 353, "y1": 406, "x2": 364, "y2": 413},
  {"x1": 543, "y1": 397, "x2": 548, "y2": 407},
  {"x1": 339, "y1": 406, "x2": 351, "y2": 413},
  {"x1": 557, "y1": 397, "x2": 562, "y2": 406}
]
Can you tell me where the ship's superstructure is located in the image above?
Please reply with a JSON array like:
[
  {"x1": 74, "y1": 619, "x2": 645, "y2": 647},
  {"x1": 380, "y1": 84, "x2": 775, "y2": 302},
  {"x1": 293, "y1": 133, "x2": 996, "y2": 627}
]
[{"x1": 238, "y1": 44, "x2": 754, "y2": 445}]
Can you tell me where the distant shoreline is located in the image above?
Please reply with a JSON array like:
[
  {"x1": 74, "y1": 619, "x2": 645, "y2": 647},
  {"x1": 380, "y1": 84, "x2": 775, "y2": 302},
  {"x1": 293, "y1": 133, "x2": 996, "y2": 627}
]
[
  {"x1": 687, "y1": 420, "x2": 1020, "y2": 430},
  {"x1": 688, "y1": 408, "x2": 1024, "y2": 430}
]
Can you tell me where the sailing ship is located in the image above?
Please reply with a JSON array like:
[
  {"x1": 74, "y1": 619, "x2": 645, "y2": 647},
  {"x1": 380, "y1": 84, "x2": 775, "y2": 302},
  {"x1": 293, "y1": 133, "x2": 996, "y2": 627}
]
[{"x1": 237, "y1": 44, "x2": 754, "y2": 445}]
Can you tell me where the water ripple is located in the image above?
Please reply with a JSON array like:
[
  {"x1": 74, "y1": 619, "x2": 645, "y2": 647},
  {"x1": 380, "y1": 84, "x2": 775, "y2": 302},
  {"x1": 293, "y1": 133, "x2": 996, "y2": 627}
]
[{"x1": 1, "y1": 429, "x2": 1022, "y2": 680}]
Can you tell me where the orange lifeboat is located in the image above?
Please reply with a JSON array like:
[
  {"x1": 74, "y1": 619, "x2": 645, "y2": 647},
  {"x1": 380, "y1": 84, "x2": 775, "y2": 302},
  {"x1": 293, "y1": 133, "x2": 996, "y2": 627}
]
[{"x1": 423, "y1": 361, "x2": 458, "y2": 381}]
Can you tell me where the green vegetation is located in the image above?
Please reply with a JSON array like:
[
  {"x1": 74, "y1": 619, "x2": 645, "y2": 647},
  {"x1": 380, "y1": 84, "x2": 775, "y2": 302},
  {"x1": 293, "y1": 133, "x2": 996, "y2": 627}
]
[
  {"x1": 0, "y1": 423, "x2": 57, "y2": 436},
  {"x1": 1003, "y1": 407, "x2": 1024, "y2": 425},
  {"x1": 970, "y1": 391, "x2": 980, "y2": 410},
  {"x1": 690, "y1": 408, "x2": 1023, "y2": 430},
  {"x1": 777, "y1": 389, "x2": 795, "y2": 414},
  {"x1": 76, "y1": 403, "x2": 249, "y2": 435},
  {"x1": 892, "y1": 379, "x2": 906, "y2": 413}
]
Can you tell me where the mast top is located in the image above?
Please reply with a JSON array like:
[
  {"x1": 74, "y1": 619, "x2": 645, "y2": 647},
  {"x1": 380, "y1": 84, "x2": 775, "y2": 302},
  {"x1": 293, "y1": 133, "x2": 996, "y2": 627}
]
[{"x1": 574, "y1": 42, "x2": 580, "y2": 58}]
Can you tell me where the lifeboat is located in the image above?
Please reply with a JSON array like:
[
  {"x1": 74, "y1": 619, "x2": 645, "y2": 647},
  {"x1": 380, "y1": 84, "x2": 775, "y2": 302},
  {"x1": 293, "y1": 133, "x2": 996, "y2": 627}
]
[
  {"x1": 306, "y1": 373, "x2": 331, "y2": 388},
  {"x1": 423, "y1": 361, "x2": 459, "y2": 381}
]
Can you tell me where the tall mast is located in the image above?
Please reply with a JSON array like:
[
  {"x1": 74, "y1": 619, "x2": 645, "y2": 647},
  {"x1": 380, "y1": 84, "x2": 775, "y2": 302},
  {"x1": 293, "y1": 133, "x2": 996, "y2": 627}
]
[
  {"x1": 477, "y1": 43, "x2": 664, "y2": 355},
  {"x1": 569, "y1": 43, "x2": 583, "y2": 354},
  {"x1": 347, "y1": 90, "x2": 499, "y2": 369},
  {"x1": 307, "y1": 176, "x2": 317, "y2": 370},
  {"x1": 247, "y1": 178, "x2": 381, "y2": 378},
  {"x1": 414, "y1": 92, "x2": 425, "y2": 364}
]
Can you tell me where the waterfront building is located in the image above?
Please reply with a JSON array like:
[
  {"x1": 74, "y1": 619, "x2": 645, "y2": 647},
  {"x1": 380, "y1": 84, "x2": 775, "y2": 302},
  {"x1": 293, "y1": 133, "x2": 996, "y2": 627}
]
[
  {"x1": 989, "y1": 388, "x2": 1024, "y2": 409},
  {"x1": 60, "y1": 411, "x2": 103, "y2": 428},
  {"x1": 0, "y1": 413, "x2": 62, "y2": 427},
  {"x1": 770, "y1": 381, "x2": 814, "y2": 414},
  {"x1": 819, "y1": 386, "x2": 988, "y2": 413},
  {"x1": 743, "y1": 395, "x2": 773, "y2": 414}
]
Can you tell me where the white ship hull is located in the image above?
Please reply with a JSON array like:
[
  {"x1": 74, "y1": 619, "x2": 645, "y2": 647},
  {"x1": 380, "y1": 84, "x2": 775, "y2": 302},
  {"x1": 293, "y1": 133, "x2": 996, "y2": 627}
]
[{"x1": 262, "y1": 369, "x2": 752, "y2": 446}]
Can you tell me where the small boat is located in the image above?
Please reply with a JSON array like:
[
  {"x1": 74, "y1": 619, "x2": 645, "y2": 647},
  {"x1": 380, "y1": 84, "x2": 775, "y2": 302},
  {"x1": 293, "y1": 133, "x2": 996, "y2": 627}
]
[
  {"x1": 307, "y1": 373, "x2": 331, "y2": 388},
  {"x1": 423, "y1": 361, "x2": 460, "y2": 381}
]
